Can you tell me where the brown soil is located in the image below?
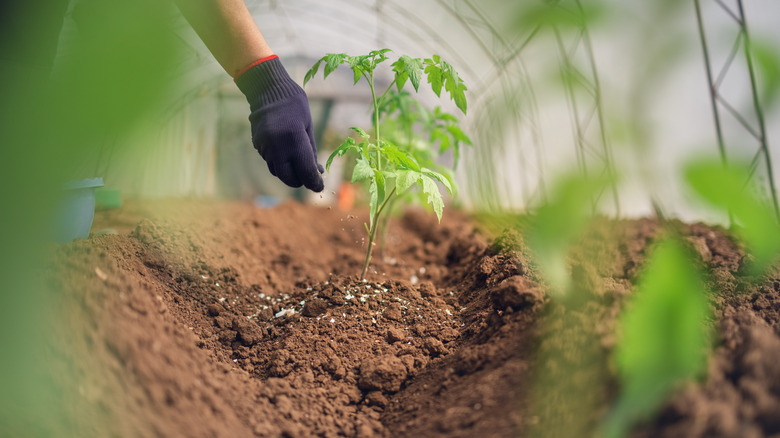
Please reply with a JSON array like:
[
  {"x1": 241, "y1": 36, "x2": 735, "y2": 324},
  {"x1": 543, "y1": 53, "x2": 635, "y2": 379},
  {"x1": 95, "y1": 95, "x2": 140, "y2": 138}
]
[{"x1": 42, "y1": 200, "x2": 780, "y2": 437}]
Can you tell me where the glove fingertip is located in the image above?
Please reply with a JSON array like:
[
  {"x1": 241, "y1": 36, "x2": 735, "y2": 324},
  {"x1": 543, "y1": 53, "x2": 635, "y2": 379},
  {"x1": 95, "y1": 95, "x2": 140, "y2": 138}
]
[{"x1": 306, "y1": 177, "x2": 325, "y2": 193}]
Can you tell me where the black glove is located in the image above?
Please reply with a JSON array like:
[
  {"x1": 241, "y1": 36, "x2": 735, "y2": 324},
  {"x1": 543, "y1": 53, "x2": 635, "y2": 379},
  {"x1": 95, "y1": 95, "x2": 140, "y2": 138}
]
[{"x1": 235, "y1": 56, "x2": 324, "y2": 192}]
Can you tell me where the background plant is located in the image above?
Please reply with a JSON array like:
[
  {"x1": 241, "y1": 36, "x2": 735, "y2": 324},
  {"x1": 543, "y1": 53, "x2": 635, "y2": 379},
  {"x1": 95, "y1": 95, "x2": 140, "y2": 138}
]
[
  {"x1": 373, "y1": 88, "x2": 472, "y2": 256},
  {"x1": 685, "y1": 158, "x2": 780, "y2": 276},
  {"x1": 304, "y1": 50, "x2": 468, "y2": 280}
]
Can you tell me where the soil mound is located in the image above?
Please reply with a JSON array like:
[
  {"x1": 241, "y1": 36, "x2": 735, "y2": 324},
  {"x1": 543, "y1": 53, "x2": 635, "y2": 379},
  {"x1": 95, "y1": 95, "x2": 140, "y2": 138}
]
[{"x1": 42, "y1": 201, "x2": 780, "y2": 437}]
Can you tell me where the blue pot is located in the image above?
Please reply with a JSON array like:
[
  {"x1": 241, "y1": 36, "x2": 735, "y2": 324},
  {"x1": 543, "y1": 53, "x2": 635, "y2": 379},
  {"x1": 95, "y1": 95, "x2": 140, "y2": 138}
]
[{"x1": 54, "y1": 177, "x2": 104, "y2": 243}]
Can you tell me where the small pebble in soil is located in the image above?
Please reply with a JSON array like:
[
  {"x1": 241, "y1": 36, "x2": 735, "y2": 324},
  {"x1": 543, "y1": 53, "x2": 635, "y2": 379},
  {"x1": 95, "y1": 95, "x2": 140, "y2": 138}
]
[{"x1": 94, "y1": 267, "x2": 108, "y2": 281}]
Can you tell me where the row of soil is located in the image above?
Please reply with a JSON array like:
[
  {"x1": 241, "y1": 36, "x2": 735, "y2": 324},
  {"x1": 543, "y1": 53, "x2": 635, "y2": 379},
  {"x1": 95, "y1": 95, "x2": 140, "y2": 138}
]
[{"x1": 43, "y1": 200, "x2": 780, "y2": 437}]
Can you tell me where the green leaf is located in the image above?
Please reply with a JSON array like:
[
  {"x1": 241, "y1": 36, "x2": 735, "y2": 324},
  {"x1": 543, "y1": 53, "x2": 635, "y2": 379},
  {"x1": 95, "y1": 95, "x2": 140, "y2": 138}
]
[
  {"x1": 348, "y1": 55, "x2": 366, "y2": 69},
  {"x1": 685, "y1": 159, "x2": 780, "y2": 275},
  {"x1": 324, "y1": 53, "x2": 347, "y2": 78},
  {"x1": 444, "y1": 74, "x2": 468, "y2": 114},
  {"x1": 420, "y1": 174, "x2": 444, "y2": 221},
  {"x1": 325, "y1": 137, "x2": 355, "y2": 171},
  {"x1": 453, "y1": 84, "x2": 468, "y2": 114},
  {"x1": 422, "y1": 168, "x2": 453, "y2": 195},
  {"x1": 392, "y1": 55, "x2": 424, "y2": 92},
  {"x1": 368, "y1": 48, "x2": 391, "y2": 69},
  {"x1": 368, "y1": 170, "x2": 386, "y2": 229},
  {"x1": 447, "y1": 124, "x2": 471, "y2": 144},
  {"x1": 395, "y1": 169, "x2": 420, "y2": 194},
  {"x1": 303, "y1": 57, "x2": 325, "y2": 86},
  {"x1": 347, "y1": 55, "x2": 371, "y2": 83},
  {"x1": 375, "y1": 169, "x2": 386, "y2": 206},
  {"x1": 604, "y1": 239, "x2": 710, "y2": 438},
  {"x1": 424, "y1": 63, "x2": 443, "y2": 97},
  {"x1": 352, "y1": 156, "x2": 373, "y2": 183},
  {"x1": 350, "y1": 126, "x2": 370, "y2": 139},
  {"x1": 382, "y1": 142, "x2": 421, "y2": 171},
  {"x1": 395, "y1": 71, "x2": 409, "y2": 91}
]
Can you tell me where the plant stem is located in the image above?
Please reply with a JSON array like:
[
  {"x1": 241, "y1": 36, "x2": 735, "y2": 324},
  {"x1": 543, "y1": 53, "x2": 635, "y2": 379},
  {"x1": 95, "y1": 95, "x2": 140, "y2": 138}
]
[
  {"x1": 368, "y1": 71, "x2": 382, "y2": 171},
  {"x1": 377, "y1": 195, "x2": 397, "y2": 262},
  {"x1": 360, "y1": 188, "x2": 397, "y2": 280}
]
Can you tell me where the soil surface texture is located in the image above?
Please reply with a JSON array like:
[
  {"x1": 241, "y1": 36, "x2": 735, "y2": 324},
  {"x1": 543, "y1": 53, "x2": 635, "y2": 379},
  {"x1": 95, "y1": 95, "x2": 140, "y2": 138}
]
[{"x1": 42, "y1": 200, "x2": 780, "y2": 437}]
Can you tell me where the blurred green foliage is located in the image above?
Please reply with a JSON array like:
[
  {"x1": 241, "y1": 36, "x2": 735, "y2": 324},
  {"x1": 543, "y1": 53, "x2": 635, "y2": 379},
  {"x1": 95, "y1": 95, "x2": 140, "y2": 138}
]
[
  {"x1": 685, "y1": 158, "x2": 780, "y2": 275},
  {"x1": 750, "y1": 38, "x2": 780, "y2": 109},
  {"x1": 526, "y1": 172, "x2": 612, "y2": 295},
  {"x1": 0, "y1": 1, "x2": 179, "y2": 435},
  {"x1": 514, "y1": 0, "x2": 608, "y2": 32},
  {"x1": 604, "y1": 239, "x2": 711, "y2": 438}
]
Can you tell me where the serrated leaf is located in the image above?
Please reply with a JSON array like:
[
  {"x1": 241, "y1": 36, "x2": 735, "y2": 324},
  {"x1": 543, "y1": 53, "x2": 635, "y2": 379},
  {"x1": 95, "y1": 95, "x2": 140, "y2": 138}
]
[
  {"x1": 420, "y1": 174, "x2": 444, "y2": 221},
  {"x1": 348, "y1": 55, "x2": 366, "y2": 68},
  {"x1": 392, "y1": 55, "x2": 423, "y2": 92},
  {"x1": 326, "y1": 137, "x2": 355, "y2": 171},
  {"x1": 395, "y1": 169, "x2": 420, "y2": 194},
  {"x1": 382, "y1": 142, "x2": 420, "y2": 171},
  {"x1": 324, "y1": 53, "x2": 347, "y2": 78},
  {"x1": 395, "y1": 71, "x2": 409, "y2": 91},
  {"x1": 304, "y1": 57, "x2": 325, "y2": 86},
  {"x1": 352, "y1": 156, "x2": 373, "y2": 183},
  {"x1": 422, "y1": 168, "x2": 453, "y2": 195},
  {"x1": 454, "y1": 83, "x2": 468, "y2": 114},
  {"x1": 350, "y1": 126, "x2": 370, "y2": 139},
  {"x1": 444, "y1": 74, "x2": 468, "y2": 114},
  {"x1": 425, "y1": 64, "x2": 443, "y2": 97},
  {"x1": 347, "y1": 55, "x2": 368, "y2": 84}
]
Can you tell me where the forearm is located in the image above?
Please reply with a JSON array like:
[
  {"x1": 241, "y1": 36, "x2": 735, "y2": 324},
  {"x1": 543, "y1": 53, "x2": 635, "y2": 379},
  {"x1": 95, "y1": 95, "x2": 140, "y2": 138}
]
[{"x1": 171, "y1": 0, "x2": 273, "y2": 78}]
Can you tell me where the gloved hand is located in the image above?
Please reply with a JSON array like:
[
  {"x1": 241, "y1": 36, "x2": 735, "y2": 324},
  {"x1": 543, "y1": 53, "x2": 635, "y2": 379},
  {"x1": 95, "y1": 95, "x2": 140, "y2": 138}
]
[{"x1": 235, "y1": 55, "x2": 324, "y2": 192}]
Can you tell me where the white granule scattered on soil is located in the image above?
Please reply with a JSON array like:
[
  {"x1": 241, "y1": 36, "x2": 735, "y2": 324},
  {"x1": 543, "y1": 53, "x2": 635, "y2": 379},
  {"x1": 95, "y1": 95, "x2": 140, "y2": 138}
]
[{"x1": 275, "y1": 308, "x2": 295, "y2": 318}]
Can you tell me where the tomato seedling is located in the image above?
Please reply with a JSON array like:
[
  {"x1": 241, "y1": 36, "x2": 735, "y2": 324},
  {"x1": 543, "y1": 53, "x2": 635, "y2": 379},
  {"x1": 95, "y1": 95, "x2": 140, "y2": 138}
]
[{"x1": 304, "y1": 49, "x2": 468, "y2": 280}]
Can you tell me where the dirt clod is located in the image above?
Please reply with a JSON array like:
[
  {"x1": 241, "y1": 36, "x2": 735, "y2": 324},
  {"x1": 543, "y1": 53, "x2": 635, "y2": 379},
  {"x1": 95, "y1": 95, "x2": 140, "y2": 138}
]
[
  {"x1": 491, "y1": 275, "x2": 544, "y2": 311},
  {"x1": 359, "y1": 355, "x2": 409, "y2": 393}
]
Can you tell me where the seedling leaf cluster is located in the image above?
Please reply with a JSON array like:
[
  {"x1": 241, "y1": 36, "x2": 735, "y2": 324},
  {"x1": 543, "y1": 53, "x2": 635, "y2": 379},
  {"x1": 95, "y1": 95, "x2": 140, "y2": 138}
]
[{"x1": 304, "y1": 50, "x2": 468, "y2": 280}]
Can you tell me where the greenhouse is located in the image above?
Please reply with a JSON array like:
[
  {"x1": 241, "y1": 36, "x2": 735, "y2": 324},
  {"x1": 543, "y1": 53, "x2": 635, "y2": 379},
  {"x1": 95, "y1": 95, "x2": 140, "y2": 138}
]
[{"x1": 1, "y1": 0, "x2": 780, "y2": 437}]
